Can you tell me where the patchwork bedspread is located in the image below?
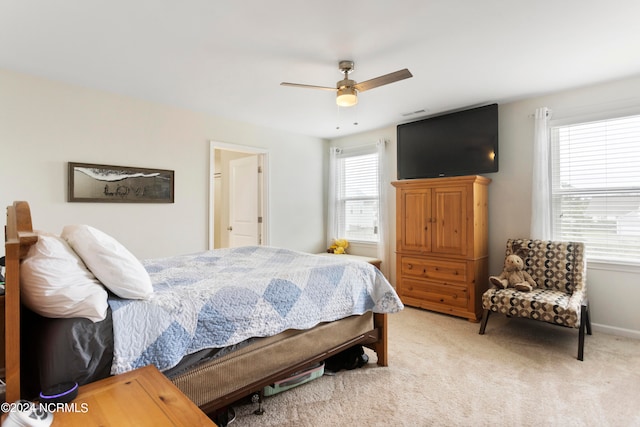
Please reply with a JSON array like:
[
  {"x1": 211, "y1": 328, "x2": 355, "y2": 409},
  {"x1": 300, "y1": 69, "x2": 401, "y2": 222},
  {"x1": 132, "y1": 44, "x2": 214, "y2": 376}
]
[{"x1": 108, "y1": 246, "x2": 403, "y2": 375}]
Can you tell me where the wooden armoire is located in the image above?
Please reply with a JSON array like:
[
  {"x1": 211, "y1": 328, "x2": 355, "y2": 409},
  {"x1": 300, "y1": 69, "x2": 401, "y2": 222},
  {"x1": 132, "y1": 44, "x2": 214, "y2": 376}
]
[{"x1": 392, "y1": 175, "x2": 491, "y2": 321}]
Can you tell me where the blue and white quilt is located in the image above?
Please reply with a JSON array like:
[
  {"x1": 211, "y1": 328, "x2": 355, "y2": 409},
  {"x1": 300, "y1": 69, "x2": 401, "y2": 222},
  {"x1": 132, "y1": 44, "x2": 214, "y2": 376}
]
[{"x1": 107, "y1": 246, "x2": 404, "y2": 375}]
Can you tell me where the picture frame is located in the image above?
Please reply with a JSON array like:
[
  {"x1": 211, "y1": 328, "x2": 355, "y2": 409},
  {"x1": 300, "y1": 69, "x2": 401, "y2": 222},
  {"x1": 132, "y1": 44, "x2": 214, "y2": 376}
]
[{"x1": 68, "y1": 162, "x2": 174, "y2": 203}]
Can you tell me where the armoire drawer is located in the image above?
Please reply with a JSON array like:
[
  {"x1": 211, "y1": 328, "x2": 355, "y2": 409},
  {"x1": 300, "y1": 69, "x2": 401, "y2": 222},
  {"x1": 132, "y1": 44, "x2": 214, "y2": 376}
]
[
  {"x1": 399, "y1": 278, "x2": 469, "y2": 308},
  {"x1": 399, "y1": 256, "x2": 467, "y2": 283}
]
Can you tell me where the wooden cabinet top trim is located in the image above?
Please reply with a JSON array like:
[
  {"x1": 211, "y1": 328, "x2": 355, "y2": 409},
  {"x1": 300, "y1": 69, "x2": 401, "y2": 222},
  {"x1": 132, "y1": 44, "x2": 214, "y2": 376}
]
[{"x1": 392, "y1": 175, "x2": 492, "y2": 188}]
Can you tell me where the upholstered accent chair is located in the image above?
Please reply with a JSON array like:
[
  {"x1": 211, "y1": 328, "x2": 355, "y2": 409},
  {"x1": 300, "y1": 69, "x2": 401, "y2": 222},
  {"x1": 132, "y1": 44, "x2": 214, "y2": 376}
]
[{"x1": 479, "y1": 238, "x2": 592, "y2": 360}]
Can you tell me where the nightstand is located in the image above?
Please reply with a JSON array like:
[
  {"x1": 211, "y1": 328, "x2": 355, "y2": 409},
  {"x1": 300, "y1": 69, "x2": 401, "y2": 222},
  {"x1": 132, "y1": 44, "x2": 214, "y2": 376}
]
[
  {"x1": 50, "y1": 365, "x2": 216, "y2": 426},
  {"x1": 1, "y1": 294, "x2": 5, "y2": 382}
]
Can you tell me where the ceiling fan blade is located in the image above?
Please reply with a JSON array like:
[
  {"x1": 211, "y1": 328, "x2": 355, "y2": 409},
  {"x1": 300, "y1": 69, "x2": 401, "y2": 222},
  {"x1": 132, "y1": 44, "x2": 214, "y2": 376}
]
[
  {"x1": 354, "y1": 68, "x2": 413, "y2": 92},
  {"x1": 280, "y1": 82, "x2": 337, "y2": 91}
]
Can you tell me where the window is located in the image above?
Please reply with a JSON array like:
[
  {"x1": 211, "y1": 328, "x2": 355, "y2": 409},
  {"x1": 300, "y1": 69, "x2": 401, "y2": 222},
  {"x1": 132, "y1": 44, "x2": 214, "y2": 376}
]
[
  {"x1": 550, "y1": 113, "x2": 640, "y2": 264},
  {"x1": 332, "y1": 146, "x2": 380, "y2": 243}
]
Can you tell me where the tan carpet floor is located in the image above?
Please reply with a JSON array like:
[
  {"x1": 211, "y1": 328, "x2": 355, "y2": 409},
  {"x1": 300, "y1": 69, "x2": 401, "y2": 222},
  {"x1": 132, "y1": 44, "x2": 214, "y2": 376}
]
[{"x1": 231, "y1": 307, "x2": 640, "y2": 426}]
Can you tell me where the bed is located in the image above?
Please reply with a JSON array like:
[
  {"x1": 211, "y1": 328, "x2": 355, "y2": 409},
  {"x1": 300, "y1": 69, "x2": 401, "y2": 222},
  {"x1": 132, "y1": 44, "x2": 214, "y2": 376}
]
[{"x1": 3, "y1": 201, "x2": 403, "y2": 414}]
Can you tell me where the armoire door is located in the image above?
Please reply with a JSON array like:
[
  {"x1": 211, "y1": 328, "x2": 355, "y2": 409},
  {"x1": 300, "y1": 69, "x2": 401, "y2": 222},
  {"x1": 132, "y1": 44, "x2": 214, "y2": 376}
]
[
  {"x1": 397, "y1": 188, "x2": 431, "y2": 253},
  {"x1": 432, "y1": 185, "x2": 467, "y2": 256}
]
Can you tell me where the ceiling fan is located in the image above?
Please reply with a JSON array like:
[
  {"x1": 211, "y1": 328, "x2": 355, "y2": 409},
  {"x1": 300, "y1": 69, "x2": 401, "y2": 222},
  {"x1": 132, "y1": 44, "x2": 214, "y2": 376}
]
[{"x1": 280, "y1": 60, "x2": 413, "y2": 107}]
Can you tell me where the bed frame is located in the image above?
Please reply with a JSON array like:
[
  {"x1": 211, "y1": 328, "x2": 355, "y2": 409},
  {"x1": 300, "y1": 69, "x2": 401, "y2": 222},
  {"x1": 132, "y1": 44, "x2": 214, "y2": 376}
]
[{"x1": 3, "y1": 201, "x2": 389, "y2": 413}]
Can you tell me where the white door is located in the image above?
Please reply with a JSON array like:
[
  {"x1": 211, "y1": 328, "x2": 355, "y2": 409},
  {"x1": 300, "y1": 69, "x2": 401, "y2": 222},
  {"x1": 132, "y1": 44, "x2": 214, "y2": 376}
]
[{"x1": 228, "y1": 155, "x2": 259, "y2": 247}]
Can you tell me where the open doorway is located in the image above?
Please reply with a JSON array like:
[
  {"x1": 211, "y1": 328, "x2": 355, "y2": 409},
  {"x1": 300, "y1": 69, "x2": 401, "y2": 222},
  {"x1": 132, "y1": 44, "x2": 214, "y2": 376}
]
[{"x1": 209, "y1": 141, "x2": 269, "y2": 249}]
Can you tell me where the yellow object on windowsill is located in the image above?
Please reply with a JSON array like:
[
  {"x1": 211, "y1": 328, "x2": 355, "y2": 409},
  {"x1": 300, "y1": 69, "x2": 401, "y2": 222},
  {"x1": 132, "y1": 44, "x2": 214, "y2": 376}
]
[{"x1": 327, "y1": 239, "x2": 349, "y2": 254}]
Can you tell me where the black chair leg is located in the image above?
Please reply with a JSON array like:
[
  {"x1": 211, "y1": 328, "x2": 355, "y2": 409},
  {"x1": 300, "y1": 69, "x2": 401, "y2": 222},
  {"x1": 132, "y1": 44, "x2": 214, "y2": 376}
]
[
  {"x1": 578, "y1": 303, "x2": 588, "y2": 361},
  {"x1": 479, "y1": 309, "x2": 491, "y2": 334},
  {"x1": 585, "y1": 301, "x2": 592, "y2": 336}
]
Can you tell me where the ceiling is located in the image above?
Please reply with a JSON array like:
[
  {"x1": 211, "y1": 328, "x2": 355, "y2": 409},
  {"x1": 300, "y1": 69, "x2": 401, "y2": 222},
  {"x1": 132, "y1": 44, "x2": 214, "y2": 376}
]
[{"x1": 2, "y1": 1, "x2": 640, "y2": 139}]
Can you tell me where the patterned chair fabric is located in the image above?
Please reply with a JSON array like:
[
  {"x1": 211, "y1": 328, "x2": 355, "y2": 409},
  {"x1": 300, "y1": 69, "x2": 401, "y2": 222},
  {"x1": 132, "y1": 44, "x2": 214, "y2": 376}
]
[
  {"x1": 479, "y1": 239, "x2": 591, "y2": 360},
  {"x1": 482, "y1": 239, "x2": 587, "y2": 328}
]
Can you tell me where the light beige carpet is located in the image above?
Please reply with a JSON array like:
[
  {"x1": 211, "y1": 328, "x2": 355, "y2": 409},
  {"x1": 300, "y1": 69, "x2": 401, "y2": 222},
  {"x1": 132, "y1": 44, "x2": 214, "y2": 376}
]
[{"x1": 231, "y1": 307, "x2": 640, "y2": 426}]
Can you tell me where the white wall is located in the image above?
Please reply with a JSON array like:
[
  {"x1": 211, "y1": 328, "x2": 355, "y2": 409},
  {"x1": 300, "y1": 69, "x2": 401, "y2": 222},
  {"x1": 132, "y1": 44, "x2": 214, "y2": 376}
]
[
  {"x1": 330, "y1": 74, "x2": 640, "y2": 337},
  {"x1": 0, "y1": 68, "x2": 327, "y2": 259},
  {"x1": 2, "y1": 67, "x2": 638, "y2": 336}
]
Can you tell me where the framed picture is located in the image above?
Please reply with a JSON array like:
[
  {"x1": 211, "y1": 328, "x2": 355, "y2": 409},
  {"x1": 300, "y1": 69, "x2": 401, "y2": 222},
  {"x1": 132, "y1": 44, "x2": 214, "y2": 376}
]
[{"x1": 68, "y1": 162, "x2": 174, "y2": 203}]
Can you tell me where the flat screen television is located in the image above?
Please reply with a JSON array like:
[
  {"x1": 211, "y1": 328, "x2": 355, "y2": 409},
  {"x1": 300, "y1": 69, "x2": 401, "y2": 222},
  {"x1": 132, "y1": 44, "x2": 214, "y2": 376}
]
[{"x1": 396, "y1": 103, "x2": 498, "y2": 179}]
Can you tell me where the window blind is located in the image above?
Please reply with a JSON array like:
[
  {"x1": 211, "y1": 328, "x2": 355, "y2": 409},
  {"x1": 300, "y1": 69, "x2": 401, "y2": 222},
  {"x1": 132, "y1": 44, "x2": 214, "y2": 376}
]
[
  {"x1": 336, "y1": 149, "x2": 380, "y2": 243},
  {"x1": 550, "y1": 113, "x2": 640, "y2": 264}
]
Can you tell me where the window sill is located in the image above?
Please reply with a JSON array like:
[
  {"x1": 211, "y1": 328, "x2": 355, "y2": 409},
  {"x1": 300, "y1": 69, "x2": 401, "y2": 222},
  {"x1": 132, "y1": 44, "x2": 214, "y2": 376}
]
[
  {"x1": 343, "y1": 241, "x2": 379, "y2": 259},
  {"x1": 588, "y1": 260, "x2": 640, "y2": 274},
  {"x1": 346, "y1": 240, "x2": 378, "y2": 246}
]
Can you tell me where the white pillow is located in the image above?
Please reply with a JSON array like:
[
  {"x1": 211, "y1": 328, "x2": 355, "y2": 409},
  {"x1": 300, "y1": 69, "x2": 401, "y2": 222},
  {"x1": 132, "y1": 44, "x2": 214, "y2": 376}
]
[
  {"x1": 21, "y1": 233, "x2": 109, "y2": 322},
  {"x1": 61, "y1": 224, "x2": 153, "y2": 300}
]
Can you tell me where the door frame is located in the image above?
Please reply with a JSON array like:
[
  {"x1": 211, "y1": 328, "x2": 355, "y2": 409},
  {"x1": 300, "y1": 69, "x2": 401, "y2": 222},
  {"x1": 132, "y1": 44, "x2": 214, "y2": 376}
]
[{"x1": 209, "y1": 140, "x2": 270, "y2": 249}]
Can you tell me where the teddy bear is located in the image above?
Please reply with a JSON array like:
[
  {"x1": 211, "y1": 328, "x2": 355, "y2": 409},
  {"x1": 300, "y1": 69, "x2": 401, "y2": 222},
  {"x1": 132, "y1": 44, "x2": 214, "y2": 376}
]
[
  {"x1": 489, "y1": 253, "x2": 537, "y2": 292},
  {"x1": 327, "y1": 239, "x2": 349, "y2": 254}
]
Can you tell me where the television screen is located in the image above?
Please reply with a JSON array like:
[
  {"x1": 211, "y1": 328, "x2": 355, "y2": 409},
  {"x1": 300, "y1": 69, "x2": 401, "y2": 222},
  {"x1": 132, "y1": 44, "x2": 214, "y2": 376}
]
[{"x1": 397, "y1": 103, "x2": 498, "y2": 179}]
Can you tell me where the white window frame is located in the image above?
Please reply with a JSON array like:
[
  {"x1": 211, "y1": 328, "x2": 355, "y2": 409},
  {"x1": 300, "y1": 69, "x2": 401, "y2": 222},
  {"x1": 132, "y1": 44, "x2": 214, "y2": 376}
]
[
  {"x1": 330, "y1": 145, "x2": 380, "y2": 245},
  {"x1": 550, "y1": 109, "x2": 640, "y2": 267}
]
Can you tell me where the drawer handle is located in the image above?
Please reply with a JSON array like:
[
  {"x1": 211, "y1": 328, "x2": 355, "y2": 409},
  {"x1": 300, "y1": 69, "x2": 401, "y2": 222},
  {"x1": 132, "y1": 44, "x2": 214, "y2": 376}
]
[{"x1": 407, "y1": 263, "x2": 413, "y2": 269}]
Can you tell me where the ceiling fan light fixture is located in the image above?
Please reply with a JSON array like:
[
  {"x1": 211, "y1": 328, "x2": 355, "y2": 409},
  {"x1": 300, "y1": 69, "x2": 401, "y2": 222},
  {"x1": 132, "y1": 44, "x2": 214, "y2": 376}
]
[
  {"x1": 336, "y1": 87, "x2": 358, "y2": 107},
  {"x1": 281, "y1": 60, "x2": 412, "y2": 109}
]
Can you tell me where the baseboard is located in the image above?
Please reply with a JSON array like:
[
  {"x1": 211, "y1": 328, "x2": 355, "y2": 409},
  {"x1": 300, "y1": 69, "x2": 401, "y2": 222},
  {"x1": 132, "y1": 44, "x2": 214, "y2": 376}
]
[{"x1": 592, "y1": 323, "x2": 640, "y2": 340}]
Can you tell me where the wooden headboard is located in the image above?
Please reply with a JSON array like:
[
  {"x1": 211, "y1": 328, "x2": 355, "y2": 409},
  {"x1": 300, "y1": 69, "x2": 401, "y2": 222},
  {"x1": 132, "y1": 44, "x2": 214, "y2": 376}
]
[{"x1": 4, "y1": 201, "x2": 38, "y2": 403}]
